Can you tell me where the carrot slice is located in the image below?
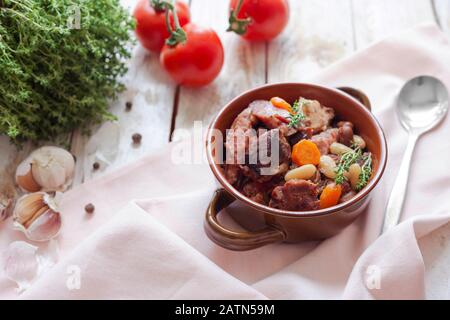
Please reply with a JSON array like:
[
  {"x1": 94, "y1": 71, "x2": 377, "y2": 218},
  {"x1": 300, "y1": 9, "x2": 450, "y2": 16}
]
[
  {"x1": 270, "y1": 97, "x2": 293, "y2": 113},
  {"x1": 320, "y1": 183, "x2": 342, "y2": 209},
  {"x1": 292, "y1": 139, "x2": 321, "y2": 166}
]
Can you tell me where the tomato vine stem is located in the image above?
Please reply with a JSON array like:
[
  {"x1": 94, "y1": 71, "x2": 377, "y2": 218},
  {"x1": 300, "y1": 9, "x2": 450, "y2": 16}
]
[
  {"x1": 150, "y1": 0, "x2": 167, "y2": 12},
  {"x1": 227, "y1": 0, "x2": 251, "y2": 35},
  {"x1": 162, "y1": 0, "x2": 187, "y2": 46}
]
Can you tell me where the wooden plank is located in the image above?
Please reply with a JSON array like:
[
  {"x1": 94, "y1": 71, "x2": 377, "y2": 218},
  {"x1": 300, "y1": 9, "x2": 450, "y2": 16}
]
[
  {"x1": 70, "y1": 0, "x2": 176, "y2": 184},
  {"x1": 267, "y1": 0, "x2": 355, "y2": 83},
  {"x1": 433, "y1": 0, "x2": 450, "y2": 34},
  {"x1": 173, "y1": 0, "x2": 266, "y2": 139},
  {"x1": 352, "y1": 0, "x2": 435, "y2": 49}
]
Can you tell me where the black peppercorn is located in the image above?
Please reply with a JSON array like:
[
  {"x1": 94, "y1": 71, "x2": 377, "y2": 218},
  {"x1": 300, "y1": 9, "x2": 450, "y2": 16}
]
[
  {"x1": 85, "y1": 203, "x2": 95, "y2": 214},
  {"x1": 132, "y1": 133, "x2": 142, "y2": 144}
]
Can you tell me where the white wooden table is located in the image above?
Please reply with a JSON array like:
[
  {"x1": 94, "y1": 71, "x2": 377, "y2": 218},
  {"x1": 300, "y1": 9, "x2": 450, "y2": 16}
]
[{"x1": 1, "y1": 0, "x2": 450, "y2": 299}]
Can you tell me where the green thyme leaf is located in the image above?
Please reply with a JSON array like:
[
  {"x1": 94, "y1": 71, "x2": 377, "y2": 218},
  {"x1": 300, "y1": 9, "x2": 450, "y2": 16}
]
[
  {"x1": 288, "y1": 98, "x2": 306, "y2": 128},
  {"x1": 334, "y1": 147, "x2": 362, "y2": 185},
  {"x1": 356, "y1": 153, "x2": 372, "y2": 191}
]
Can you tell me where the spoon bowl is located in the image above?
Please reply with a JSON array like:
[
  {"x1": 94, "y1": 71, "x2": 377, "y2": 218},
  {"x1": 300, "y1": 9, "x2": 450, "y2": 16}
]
[
  {"x1": 382, "y1": 76, "x2": 449, "y2": 232},
  {"x1": 397, "y1": 76, "x2": 449, "y2": 133}
]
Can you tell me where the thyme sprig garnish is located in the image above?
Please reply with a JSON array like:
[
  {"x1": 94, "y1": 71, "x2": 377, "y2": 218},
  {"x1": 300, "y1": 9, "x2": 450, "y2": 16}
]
[
  {"x1": 356, "y1": 153, "x2": 372, "y2": 191},
  {"x1": 334, "y1": 147, "x2": 362, "y2": 185},
  {"x1": 288, "y1": 98, "x2": 307, "y2": 128},
  {"x1": 334, "y1": 147, "x2": 372, "y2": 190}
]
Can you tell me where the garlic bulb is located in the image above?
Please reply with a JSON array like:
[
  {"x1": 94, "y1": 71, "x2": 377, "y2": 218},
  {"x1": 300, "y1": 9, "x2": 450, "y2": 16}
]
[
  {"x1": 15, "y1": 146, "x2": 75, "y2": 192},
  {"x1": 13, "y1": 192, "x2": 62, "y2": 242}
]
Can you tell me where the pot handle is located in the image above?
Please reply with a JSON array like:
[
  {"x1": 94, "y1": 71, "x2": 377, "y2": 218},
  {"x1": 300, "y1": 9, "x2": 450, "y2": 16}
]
[
  {"x1": 337, "y1": 87, "x2": 372, "y2": 111},
  {"x1": 204, "y1": 189, "x2": 286, "y2": 251}
]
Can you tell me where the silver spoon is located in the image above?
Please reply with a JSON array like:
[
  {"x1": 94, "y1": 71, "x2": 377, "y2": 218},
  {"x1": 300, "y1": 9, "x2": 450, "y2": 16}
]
[{"x1": 382, "y1": 76, "x2": 449, "y2": 233}]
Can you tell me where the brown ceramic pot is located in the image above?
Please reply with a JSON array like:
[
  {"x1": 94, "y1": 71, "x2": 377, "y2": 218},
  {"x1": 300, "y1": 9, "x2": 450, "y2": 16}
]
[{"x1": 204, "y1": 83, "x2": 387, "y2": 251}]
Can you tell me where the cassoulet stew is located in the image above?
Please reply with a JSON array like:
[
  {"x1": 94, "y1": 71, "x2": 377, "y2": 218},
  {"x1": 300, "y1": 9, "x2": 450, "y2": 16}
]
[{"x1": 223, "y1": 96, "x2": 373, "y2": 212}]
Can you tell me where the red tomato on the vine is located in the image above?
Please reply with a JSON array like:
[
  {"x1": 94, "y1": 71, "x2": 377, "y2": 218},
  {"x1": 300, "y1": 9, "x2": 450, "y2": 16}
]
[
  {"x1": 160, "y1": 23, "x2": 224, "y2": 87},
  {"x1": 229, "y1": 0, "x2": 289, "y2": 41},
  {"x1": 133, "y1": 0, "x2": 190, "y2": 52}
]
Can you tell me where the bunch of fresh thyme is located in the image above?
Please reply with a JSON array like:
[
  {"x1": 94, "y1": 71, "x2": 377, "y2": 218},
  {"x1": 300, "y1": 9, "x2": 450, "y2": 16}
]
[{"x1": 0, "y1": 0, "x2": 135, "y2": 144}]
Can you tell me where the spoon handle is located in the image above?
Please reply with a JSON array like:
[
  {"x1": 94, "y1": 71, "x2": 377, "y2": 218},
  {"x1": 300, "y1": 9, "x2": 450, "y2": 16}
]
[{"x1": 381, "y1": 133, "x2": 419, "y2": 233}]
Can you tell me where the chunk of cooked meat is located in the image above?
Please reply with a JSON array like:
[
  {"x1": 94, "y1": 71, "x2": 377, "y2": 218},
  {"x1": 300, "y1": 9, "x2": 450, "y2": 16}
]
[
  {"x1": 288, "y1": 127, "x2": 314, "y2": 146},
  {"x1": 311, "y1": 128, "x2": 338, "y2": 155},
  {"x1": 269, "y1": 179, "x2": 320, "y2": 211},
  {"x1": 225, "y1": 100, "x2": 293, "y2": 164},
  {"x1": 224, "y1": 164, "x2": 241, "y2": 185},
  {"x1": 241, "y1": 129, "x2": 291, "y2": 182},
  {"x1": 230, "y1": 106, "x2": 257, "y2": 131},
  {"x1": 225, "y1": 107, "x2": 258, "y2": 164},
  {"x1": 337, "y1": 121, "x2": 354, "y2": 147},
  {"x1": 250, "y1": 100, "x2": 290, "y2": 128},
  {"x1": 338, "y1": 180, "x2": 354, "y2": 203},
  {"x1": 242, "y1": 181, "x2": 266, "y2": 204},
  {"x1": 302, "y1": 99, "x2": 334, "y2": 133},
  {"x1": 225, "y1": 128, "x2": 257, "y2": 164}
]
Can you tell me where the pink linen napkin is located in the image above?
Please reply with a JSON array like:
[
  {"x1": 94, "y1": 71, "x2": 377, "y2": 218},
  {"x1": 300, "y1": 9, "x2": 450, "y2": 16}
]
[{"x1": 1, "y1": 24, "x2": 450, "y2": 299}]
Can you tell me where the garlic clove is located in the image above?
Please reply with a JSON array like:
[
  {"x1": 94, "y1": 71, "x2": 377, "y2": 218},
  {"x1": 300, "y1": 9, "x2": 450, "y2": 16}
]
[
  {"x1": 24, "y1": 205, "x2": 49, "y2": 229},
  {"x1": 15, "y1": 157, "x2": 41, "y2": 192},
  {"x1": 23, "y1": 209, "x2": 61, "y2": 242},
  {"x1": 13, "y1": 192, "x2": 62, "y2": 242},
  {"x1": 13, "y1": 193, "x2": 47, "y2": 226}
]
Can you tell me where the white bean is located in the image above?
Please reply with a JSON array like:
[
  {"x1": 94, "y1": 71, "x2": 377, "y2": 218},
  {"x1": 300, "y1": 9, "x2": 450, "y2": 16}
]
[
  {"x1": 352, "y1": 135, "x2": 366, "y2": 149},
  {"x1": 330, "y1": 142, "x2": 353, "y2": 155},
  {"x1": 319, "y1": 155, "x2": 337, "y2": 179},
  {"x1": 348, "y1": 163, "x2": 362, "y2": 190},
  {"x1": 343, "y1": 171, "x2": 351, "y2": 180},
  {"x1": 285, "y1": 164, "x2": 317, "y2": 181}
]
